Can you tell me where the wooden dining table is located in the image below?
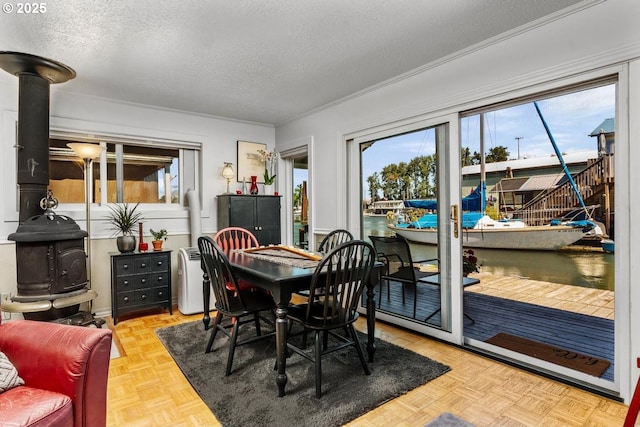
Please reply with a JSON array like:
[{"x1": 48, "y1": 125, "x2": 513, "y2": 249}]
[{"x1": 201, "y1": 248, "x2": 380, "y2": 397}]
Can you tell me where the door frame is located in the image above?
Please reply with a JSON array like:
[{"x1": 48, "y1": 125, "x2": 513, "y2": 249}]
[
  {"x1": 346, "y1": 112, "x2": 466, "y2": 345},
  {"x1": 279, "y1": 140, "x2": 313, "y2": 248}
]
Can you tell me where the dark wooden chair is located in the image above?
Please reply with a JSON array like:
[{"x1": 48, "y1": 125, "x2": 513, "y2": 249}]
[
  {"x1": 318, "y1": 229, "x2": 353, "y2": 252},
  {"x1": 213, "y1": 227, "x2": 261, "y2": 292},
  {"x1": 369, "y1": 234, "x2": 439, "y2": 319},
  {"x1": 198, "y1": 236, "x2": 276, "y2": 376},
  {"x1": 213, "y1": 226, "x2": 259, "y2": 251},
  {"x1": 284, "y1": 240, "x2": 375, "y2": 398},
  {"x1": 296, "y1": 229, "x2": 354, "y2": 301}
]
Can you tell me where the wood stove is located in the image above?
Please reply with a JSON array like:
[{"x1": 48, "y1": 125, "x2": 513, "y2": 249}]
[
  {"x1": 0, "y1": 52, "x2": 102, "y2": 326},
  {"x1": 7, "y1": 211, "x2": 91, "y2": 320}
]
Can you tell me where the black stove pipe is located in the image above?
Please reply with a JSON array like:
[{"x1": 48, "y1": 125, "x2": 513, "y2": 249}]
[
  {"x1": 16, "y1": 73, "x2": 51, "y2": 222},
  {"x1": 0, "y1": 52, "x2": 76, "y2": 223}
]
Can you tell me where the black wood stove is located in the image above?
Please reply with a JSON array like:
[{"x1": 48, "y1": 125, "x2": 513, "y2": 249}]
[{"x1": 0, "y1": 52, "x2": 102, "y2": 326}]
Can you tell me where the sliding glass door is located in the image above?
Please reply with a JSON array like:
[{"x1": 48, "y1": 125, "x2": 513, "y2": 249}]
[
  {"x1": 460, "y1": 79, "x2": 617, "y2": 392},
  {"x1": 350, "y1": 115, "x2": 464, "y2": 340}
]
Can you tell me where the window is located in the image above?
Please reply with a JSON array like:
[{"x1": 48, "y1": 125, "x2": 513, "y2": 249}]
[{"x1": 48, "y1": 132, "x2": 200, "y2": 206}]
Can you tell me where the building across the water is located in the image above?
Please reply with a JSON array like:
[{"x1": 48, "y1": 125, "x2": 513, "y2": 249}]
[{"x1": 363, "y1": 200, "x2": 406, "y2": 217}]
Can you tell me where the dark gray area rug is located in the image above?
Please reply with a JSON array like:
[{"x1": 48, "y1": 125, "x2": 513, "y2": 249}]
[{"x1": 156, "y1": 320, "x2": 450, "y2": 427}]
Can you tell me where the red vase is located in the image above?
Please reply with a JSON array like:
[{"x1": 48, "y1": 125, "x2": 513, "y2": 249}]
[
  {"x1": 138, "y1": 222, "x2": 148, "y2": 252},
  {"x1": 249, "y1": 175, "x2": 259, "y2": 194}
]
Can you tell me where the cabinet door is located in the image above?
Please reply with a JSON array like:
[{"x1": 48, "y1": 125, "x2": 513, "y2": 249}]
[
  {"x1": 229, "y1": 196, "x2": 257, "y2": 231},
  {"x1": 255, "y1": 197, "x2": 281, "y2": 245}
]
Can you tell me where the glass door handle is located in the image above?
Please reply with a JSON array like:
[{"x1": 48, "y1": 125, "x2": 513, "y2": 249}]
[{"x1": 450, "y1": 204, "x2": 459, "y2": 238}]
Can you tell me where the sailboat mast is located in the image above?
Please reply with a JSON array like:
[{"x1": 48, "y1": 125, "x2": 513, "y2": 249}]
[
  {"x1": 533, "y1": 101, "x2": 587, "y2": 212},
  {"x1": 480, "y1": 113, "x2": 486, "y2": 214}
]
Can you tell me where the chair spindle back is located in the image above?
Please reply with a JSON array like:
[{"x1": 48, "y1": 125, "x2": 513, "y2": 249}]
[
  {"x1": 306, "y1": 240, "x2": 375, "y2": 326},
  {"x1": 214, "y1": 227, "x2": 259, "y2": 251}
]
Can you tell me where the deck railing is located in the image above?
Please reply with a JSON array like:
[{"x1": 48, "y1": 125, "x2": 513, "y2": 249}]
[{"x1": 512, "y1": 154, "x2": 614, "y2": 226}]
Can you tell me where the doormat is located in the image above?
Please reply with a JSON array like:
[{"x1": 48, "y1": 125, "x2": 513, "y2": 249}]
[{"x1": 485, "y1": 332, "x2": 610, "y2": 377}]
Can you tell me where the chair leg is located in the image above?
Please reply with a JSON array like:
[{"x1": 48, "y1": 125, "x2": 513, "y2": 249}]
[
  {"x1": 314, "y1": 330, "x2": 322, "y2": 398},
  {"x1": 225, "y1": 319, "x2": 241, "y2": 376},
  {"x1": 349, "y1": 324, "x2": 371, "y2": 375},
  {"x1": 254, "y1": 312, "x2": 262, "y2": 336},
  {"x1": 624, "y1": 357, "x2": 640, "y2": 427},
  {"x1": 425, "y1": 308, "x2": 440, "y2": 323},
  {"x1": 412, "y1": 284, "x2": 417, "y2": 319},
  {"x1": 205, "y1": 312, "x2": 223, "y2": 353}
]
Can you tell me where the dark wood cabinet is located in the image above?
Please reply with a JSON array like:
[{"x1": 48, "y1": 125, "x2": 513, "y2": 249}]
[
  {"x1": 110, "y1": 250, "x2": 172, "y2": 324},
  {"x1": 217, "y1": 195, "x2": 281, "y2": 245}
]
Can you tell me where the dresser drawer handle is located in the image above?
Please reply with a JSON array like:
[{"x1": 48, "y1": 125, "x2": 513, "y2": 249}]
[
  {"x1": 157, "y1": 291, "x2": 163, "y2": 297},
  {"x1": 140, "y1": 263, "x2": 147, "y2": 268},
  {"x1": 157, "y1": 276, "x2": 163, "y2": 282},
  {"x1": 141, "y1": 278, "x2": 147, "y2": 284},
  {"x1": 123, "y1": 280, "x2": 129, "y2": 286},
  {"x1": 140, "y1": 294, "x2": 147, "y2": 300},
  {"x1": 156, "y1": 261, "x2": 163, "y2": 266},
  {"x1": 123, "y1": 296, "x2": 129, "y2": 303},
  {"x1": 122, "y1": 263, "x2": 129, "y2": 270}
]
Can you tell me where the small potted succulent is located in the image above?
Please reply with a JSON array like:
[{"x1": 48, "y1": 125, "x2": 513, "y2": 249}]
[
  {"x1": 150, "y1": 228, "x2": 168, "y2": 251},
  {"x1": 106, "y1": 203, "x2": 142, "y2": 253}
]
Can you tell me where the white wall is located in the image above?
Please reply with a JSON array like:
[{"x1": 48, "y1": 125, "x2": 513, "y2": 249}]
[
  {"x1": 275, "y1": 0, "x2": 640, "y2": 401},
  {"x1": 0, "y1": 77, "x2": 275, "y2": 319}
]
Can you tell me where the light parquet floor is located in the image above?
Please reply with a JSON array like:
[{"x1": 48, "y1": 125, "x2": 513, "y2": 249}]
[{"x1": 106, "y1": 306, "x2": 629, "y2": 427}]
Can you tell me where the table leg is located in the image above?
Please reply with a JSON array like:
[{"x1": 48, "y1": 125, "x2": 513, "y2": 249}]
[
  {"x1": 202, "y1": 272, "x2": 211, "y2": 330},
  {"x1": 275, "y1": 302, "x2": 289, "y2": 397}
]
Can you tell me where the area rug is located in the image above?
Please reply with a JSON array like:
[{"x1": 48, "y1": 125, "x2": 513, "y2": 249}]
[
  {"x1": 156, "y1": 320, "x2": 450, "y2": 427},
  {"x1": 424, "y1": 412, "x2": 476, "y2": 427},
  {"x1": 485, "y1": 332, "x2": 610, "y2": 377}
]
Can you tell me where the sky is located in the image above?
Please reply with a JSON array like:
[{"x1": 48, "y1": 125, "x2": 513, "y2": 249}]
[{"x1": 361, "y1": 83, "x2": 616, "y2": 199}]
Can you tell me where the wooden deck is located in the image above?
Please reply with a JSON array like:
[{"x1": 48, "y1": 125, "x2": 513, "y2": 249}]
[{"x1": 376, "y1": 273, "x2": 615, "y2": 381}]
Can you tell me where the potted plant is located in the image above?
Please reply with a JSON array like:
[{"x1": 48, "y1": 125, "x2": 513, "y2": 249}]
[
  {"x1": 463, "y1": 249, "x2": 480, "y2": 276},
  {"x1": 150, "y1": 228, "x2": 168, "y2": 251},
  {"x1": 106, "y1": 203, "x2": 142, "y2": 253},
  {"x1": 257, "y1": 149, "x2": 278, "y2": 195}
]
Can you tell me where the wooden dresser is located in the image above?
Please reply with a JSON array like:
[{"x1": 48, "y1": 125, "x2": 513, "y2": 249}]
[{"x1": 110, "y1": 250, "x2": 172, "y2": 324}]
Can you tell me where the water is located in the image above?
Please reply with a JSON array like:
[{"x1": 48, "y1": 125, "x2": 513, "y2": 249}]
[{"x1": 363, "y1": 216, "x2": 614, "y2": 291}]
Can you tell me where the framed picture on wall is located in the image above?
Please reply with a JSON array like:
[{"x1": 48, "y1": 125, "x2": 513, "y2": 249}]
[{"x1": 237, "y1": 140, "x2": 266, "y2": 183}]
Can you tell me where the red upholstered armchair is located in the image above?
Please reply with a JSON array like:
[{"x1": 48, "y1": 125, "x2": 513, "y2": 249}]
[{"x1": 0, "y1": 319, "x2": 112, "y2": 427}]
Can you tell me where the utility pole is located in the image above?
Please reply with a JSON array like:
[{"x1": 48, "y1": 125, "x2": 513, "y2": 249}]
[{"x1": 515, "y1": 136, "x2": 523, "y2": 159}]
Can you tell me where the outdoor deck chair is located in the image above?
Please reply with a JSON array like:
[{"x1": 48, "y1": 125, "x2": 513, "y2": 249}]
[{"x1": 369, "y1": 234, "x2": 439, "y2": 319}]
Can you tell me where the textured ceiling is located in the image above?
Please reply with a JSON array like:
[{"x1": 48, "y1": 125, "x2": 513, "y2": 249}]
[{"x1": 0, "y1": 0, "x2": 583, "y2": 125}]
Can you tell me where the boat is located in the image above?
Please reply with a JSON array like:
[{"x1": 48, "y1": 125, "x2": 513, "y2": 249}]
[
  {"x1": 364, "y1": 200, "x2": 406, "y2": 217},
  {"x1": 389, "y1": 187, "x2": 601, "y2": 250},
  {"x1": 601, "y1": 239, "x2": 614, "y2": 253},
  {"x1": 388, "y1": 103, "x2": 605, "y2": 251}
]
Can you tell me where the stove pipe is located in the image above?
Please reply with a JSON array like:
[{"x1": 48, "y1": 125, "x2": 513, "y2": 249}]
[{"x1": 0, "y1": 52, "x2": 76, "y2": 223}]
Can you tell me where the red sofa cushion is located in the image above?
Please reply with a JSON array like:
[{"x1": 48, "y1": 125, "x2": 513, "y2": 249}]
[{"x1": 0, "y1": 386, "x2": 73, "y2": 427}]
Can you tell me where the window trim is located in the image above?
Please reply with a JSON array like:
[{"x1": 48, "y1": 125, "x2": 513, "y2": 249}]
[{"x1": 48, "y1": 127, "x2": 202, "y2": 208}]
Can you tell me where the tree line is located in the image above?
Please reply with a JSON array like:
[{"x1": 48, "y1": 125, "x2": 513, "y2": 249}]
[{"x1": 367, "y1": 145, "x2": 509, "y2": 201}]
